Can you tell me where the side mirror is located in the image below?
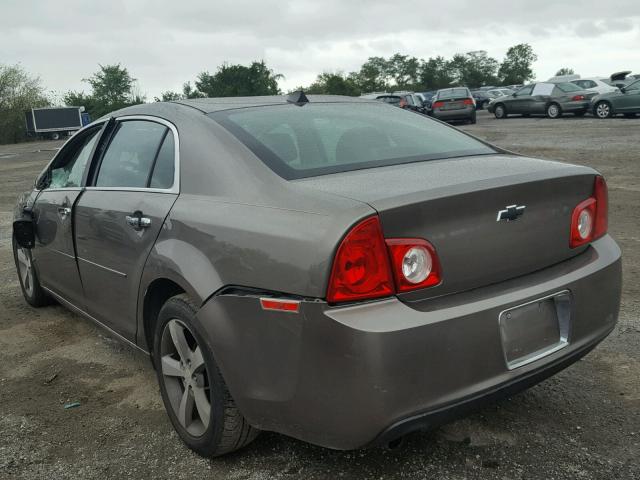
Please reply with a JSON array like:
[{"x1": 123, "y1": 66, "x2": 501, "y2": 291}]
[
  {"x1": 13, "y1": 217, "x2": 36, "y2": 249},
  {"x1": 620, "y1": 87, "x2": 626, "y2": 93},
  {"x1": 512, "y1": 93, "x2": 517, "y2": 97}
]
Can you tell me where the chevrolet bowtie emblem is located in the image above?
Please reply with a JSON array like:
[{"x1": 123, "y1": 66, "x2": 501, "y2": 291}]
[{"x1": 497, "y1": 204, "x2": 526, "y2": 222}]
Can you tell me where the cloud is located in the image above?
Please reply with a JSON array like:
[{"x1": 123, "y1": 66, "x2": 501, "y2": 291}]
[{"x1": 1, "y1": 0, "x2": 639, "y2": 97}]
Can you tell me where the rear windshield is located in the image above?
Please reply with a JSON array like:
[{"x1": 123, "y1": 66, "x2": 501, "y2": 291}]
[
  {"x1": 555, "y1": 82, "x2": 582, "y2": 93},
  {"x1": 209, "y1": 103, "x2": 496, "y2": 179},
  {"x1": 437, "y1": 88, "x2": 469, "y2": 99}
]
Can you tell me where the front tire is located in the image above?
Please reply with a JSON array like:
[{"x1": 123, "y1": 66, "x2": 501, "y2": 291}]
[
  {"x1": 154, "y1": 294, "x2": 259, "y2": 457},
  {"x1": 12, "y1": 237, "x2": 49, "y2": 307},
  {"x1": 494, "y1": 104, "x2": 507, "y2": 119},
  {"x1": 594, "y1": 101, "x2": 613, "y2": 119},
  {"x1": 546, "y1": 103, "x2": 562, "y2": 119}
]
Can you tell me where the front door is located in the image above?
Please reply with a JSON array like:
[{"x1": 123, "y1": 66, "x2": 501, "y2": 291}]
[
  {"x1": 32, "y1": 125, "x2": 103, "y2": 305},
  {"x1": 74, "y1": 118, "x2": 178, "y2": 340},
  {"x1": 616, "y1": 80, "x2": 640, "y2": 113},
  {"x1": 509, "y1": 84, "x2": 535, "y2": 114}
]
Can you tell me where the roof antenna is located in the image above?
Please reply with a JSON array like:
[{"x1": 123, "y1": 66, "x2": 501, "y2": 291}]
[{"x1": 286, "y1": 90, "x2": 309, "y2": 106}]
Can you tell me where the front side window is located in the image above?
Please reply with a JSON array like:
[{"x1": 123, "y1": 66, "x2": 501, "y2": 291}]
[
  {"x1": 516, "y1": 85, "x2": 534, "y2": 96},
  {"x1": 210, "y1": 102, "x2": 496, "y2": 179},
  {"x1": 95, "y1": 120, "x2": 168, "y2": 188},
  {"x1": 626, "y1": 80, "x2": 640, "y2": 92},
  {"x1": 48, "y1": 127, "x2": 101, "y2": 189}
]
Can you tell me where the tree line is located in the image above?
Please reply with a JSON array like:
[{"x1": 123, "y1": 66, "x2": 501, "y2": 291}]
[{"x1": 2, "y1": 43, "x2": 571, "y2": 144}]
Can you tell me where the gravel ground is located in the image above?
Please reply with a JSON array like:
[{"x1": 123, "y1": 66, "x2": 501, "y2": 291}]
[{"x1": 0, "y1": 111, "x2": 638, "y2": 479}]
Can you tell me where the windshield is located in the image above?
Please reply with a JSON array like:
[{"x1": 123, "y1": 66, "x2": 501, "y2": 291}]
[
  {"x1": 210, "y1": 102, "x2": 496, "y2": 179},
  {"x1": 555, "y1": 82, "x2": 582, "y2": 93}
]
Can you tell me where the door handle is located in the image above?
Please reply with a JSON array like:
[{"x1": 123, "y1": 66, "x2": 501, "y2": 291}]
[
  {"x1": 57, "y1": 206, "x2": 71, "y2": 218},
  {"x1": 126, "y1": 213, "x2": 151, "y2": 230}
]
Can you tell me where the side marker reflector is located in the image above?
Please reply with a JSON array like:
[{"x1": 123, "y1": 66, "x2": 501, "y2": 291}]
[{"x1": 260, "y1": 298, "x2": 300, "y2": 313}]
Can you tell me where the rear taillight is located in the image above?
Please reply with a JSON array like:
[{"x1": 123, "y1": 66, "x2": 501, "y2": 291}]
[
  {"x1": 432, "y1": 101, "x2": 444, "y2": 109},
  {"x1": 463, "y1": 98, "x2": 475, "y2": 105},
  {"x1": 327, "y1": 216, "x2": 442, "y2": 303},
  {"x1": 570, "y1": 175, "x2": 608, "y2": 248},
  {"x1": 386, "y1": 239, "x2": 441, "y2": 292},
  {"x1": 326, "y1": 217, "x2": 394, "y2": 303},
  {"x1": 571, "y1": 95, "x2": 586, "y2": 101}
]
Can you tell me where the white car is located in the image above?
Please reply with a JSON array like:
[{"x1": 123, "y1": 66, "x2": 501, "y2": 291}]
[{"x1": 571, "y1": 78, "x2": 618, "y2": 95}]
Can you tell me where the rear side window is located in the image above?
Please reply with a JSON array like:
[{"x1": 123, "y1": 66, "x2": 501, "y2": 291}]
[
  {"x1": 95, "y1": 120, "x2": 167, "y2": 188},
  {"x1": 555, "y1": 82, "x2": 582, "y2": 93},
  {"x1": 149, "y1": 131, "x2": 176, "y2": 189},
  {"x1": 210, "y1": 102, "x2": 495, "y2": 179}
]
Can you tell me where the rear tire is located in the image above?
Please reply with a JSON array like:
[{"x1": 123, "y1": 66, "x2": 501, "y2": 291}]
[
  {"x1": 154, "y1": 294, "x2": 259, "y2": 457},
  {"x1": 468, "y1": 111, "x2": 477, "y2": 124},
  {"x1": 546, "y1": 103, "x2": 562, "y2": 119},
  {"x1": 12, "y1": 237, "x2": 50, "y2": 307},
  {"x1": 594, "y1": 101, "x2": 613, "y2": 119},
  {"x1": 494, "y1": 104, "x2": 507, "y2": 119}
]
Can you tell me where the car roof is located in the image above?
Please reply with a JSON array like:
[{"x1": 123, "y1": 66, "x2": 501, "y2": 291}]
[{"x1": 173, "y1": 94, "x2": 372, "y2": 113}]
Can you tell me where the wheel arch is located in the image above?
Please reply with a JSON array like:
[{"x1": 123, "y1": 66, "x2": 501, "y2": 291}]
[
  {"x1": 137, "y1": 239, "x2": 224, "y2": 353},
  {"x1": 594, "y1": 99, "x2": 613, "y2": 117}
]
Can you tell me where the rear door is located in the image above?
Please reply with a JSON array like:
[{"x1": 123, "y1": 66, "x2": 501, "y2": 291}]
[
  {"x1": 31, "y1": 124, "x2": 103, "y2": 305},
  {"x1": 74, "y1": 117, "x2": 179, "y2": 340}
]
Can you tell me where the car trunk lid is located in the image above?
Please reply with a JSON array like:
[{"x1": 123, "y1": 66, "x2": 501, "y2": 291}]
[{"x1": 295, "y1": 154, "x2": 597, "y2": 301}]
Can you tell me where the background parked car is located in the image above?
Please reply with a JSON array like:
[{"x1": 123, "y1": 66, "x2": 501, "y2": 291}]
[
  {"x1": 571, "y1": 78, "x2": 618, "y2": 95},
  {"x1": 471, "y1": 90, "x2": 493, "y2": 110},
  {"x1": 361, "y1": 93, "x2": 403, "y2": 107},
  {"x1": 592, "y1": 79, "x2": 640, "y2": 118},
  {"x1": 488, "y1": 82, "x2": 595, "y2": 119},
  {"x1": 394, "y1": 91, "x2": 427, "y2": 113},
  {"x1": 429, "y1": 87, "x2": 476, "y2": 124},
  {"x1": 418, "y1": 90, "x2": 437, "y2": 109}
]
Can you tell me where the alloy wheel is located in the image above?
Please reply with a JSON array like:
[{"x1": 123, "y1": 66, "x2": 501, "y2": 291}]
[
  {"x1": 548, "y1": 104, "x2": 560, "y2": 118},
  {"x1": 160, "y1": 319, "x2": 211, "y2": 437},
  {"x1": 596, "y1": 102, "x2": 610, "y2": 119},
  {"x1": 16, "y1": 247, "x2": 34, "y2": 297}
]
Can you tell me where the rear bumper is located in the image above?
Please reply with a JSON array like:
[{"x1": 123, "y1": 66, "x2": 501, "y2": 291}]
[
  {"x1": 432, "y1": 107, "x2": 475, "y2": 121},
  {"x1": 196, "y1": 235, "x2": 621, "y2": 450}
]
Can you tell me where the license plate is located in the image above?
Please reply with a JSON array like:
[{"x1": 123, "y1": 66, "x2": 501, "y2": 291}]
[
  {"x1": 499, "y1": 291, "x2": 571, "y2": 370},
  {"x1": 443, "y1": 101, "x2": 463, "y2": 110}
]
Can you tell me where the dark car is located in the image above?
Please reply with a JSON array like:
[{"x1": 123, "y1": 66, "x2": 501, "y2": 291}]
[
  {"x1": 471, "y1": 90, "x2": 493, "y2": 110},
  {"x1": 418, "y1": 90, "x2": 437, "y2": 109},
  {"x1": 394, "y1": 92, "x2": 426, "y2": 113},
  {"x1": 13, "y1": 94, "x2": 621, "y2": 457},
  {"x1": 488, "y1": 82, "x2": 596, "y2": 119},
  {"x1": 592, "y1": 79, "x2": 640, "y2": 118},
  {"x1": 430, "y1": 87, "x2": 477, "y2": 123}
]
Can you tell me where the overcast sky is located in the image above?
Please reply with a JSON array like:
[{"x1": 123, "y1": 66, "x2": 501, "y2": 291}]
[{"x1": 3, "y1": 0, "x2": 640, "y2": 99}]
